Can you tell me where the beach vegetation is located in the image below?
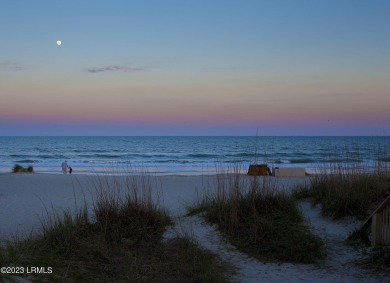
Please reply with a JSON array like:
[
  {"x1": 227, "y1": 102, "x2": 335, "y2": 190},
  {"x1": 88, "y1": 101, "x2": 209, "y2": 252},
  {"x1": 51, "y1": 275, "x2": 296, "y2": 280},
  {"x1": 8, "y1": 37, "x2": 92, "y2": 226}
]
[
  {"x1": 1, "y1": 173, "x2": 232, "y2": 282},
  {"x1": 293, "y1": 173, "x2": 389, "y2": 219},
  {"x1": 292, "y1": 144, "x2": 390, "y2": 271},
  {"x1": 188, "y1": 166, "x2": 325, "y2": 264},
  {"x1": 347, "y1": 234, "x2": 390, "y2": 271},
  {"x1": 293, "y1": 156, "x2": 389, "y2": 219},
  {"x1": 12, "y1": 164, "x2": 34, "y2": 173},
  {"x1": 367, "y1": 245, "x2": 390, "y2": 269}
]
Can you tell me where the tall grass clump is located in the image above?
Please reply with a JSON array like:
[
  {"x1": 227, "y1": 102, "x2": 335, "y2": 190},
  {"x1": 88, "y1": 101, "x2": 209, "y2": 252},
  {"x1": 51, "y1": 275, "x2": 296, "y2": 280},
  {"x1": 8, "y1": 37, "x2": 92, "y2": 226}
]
[
  {"x1": 4, "y1": 173, "x2": 172, "y2": 281},
  {"x1": 189, "y1": 164, "x2": 325, "y2": 263},
  {"x1": 1, "y1": 168, "x2": 232, "y2": 282},
  {"x1": 91, "y1": 173, "x2": 171, "y2": 244},
  {"x1": 40, "y1": 206, "x2": 91, "y2": 257},
  {"x1": 294, "y1": 141, "x2": 390, "y2": 219},
  {"x1": 301, "y1": 173, "x2": 389, "y2": 219}
]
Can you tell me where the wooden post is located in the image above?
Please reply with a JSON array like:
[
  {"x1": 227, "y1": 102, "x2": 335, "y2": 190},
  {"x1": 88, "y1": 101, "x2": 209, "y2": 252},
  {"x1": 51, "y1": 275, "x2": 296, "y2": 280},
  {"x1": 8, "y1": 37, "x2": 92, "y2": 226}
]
[
  {"x1": 372, "y1": 212, "x2": 383, "y2": 246},
  {"x1": 384, "y1": 205, "x2": 390, "y2": 244}
]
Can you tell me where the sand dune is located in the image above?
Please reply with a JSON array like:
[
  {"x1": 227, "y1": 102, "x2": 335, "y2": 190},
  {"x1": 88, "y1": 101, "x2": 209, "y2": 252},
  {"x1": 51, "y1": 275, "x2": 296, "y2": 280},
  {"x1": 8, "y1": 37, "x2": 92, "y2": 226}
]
[{"x1": 1, "y1": 173, "x2": 389, "y2": 282}]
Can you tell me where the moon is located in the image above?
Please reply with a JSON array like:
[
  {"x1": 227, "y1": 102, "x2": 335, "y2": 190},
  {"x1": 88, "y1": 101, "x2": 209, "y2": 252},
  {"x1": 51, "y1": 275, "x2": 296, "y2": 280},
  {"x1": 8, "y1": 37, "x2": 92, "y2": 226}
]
[{"x1": 56, "y1": 40, "x2": 62, "y2": 46}]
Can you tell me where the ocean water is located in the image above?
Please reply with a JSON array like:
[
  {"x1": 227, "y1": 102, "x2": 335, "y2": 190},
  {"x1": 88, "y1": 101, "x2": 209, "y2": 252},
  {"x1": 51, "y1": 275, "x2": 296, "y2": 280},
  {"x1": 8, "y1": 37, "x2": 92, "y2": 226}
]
[{"x1": 0, "y1": 136, "x2": 389, "y2": 175}]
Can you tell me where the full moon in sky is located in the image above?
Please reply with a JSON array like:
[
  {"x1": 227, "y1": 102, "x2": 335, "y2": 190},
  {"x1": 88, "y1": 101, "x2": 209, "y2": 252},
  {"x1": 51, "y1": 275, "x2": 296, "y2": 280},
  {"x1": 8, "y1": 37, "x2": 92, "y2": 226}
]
[{"x1": 56, "y1": 40, "x2": 62, "y2": 46}]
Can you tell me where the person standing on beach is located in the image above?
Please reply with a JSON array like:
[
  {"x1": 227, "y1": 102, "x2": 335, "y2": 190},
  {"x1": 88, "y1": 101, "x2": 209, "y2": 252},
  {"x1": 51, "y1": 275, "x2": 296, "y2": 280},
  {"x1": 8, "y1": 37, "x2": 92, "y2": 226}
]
[{"x1": 61, "y1": 160, "x2": 68, "y2": 174}]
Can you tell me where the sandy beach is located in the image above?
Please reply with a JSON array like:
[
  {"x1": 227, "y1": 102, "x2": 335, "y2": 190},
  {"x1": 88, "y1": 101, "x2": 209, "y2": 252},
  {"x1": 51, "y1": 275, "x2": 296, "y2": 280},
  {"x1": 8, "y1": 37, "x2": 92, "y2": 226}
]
[
  {"x1": 0, "y1": 173, "x2": 205, "y2": 239},
  {"x1": 1, "y1": 173, "x2": 389, "y2": 282},
  {"x1": 0, "y1": 173, "x2": 308, "y2": 239}
]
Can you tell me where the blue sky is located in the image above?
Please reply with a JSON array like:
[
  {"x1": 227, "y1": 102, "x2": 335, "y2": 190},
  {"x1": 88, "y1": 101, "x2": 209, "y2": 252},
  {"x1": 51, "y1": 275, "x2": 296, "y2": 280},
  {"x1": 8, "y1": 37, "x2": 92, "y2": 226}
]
[{"x1": 1, "y1": 0, "x2": 389, "y2": 135}]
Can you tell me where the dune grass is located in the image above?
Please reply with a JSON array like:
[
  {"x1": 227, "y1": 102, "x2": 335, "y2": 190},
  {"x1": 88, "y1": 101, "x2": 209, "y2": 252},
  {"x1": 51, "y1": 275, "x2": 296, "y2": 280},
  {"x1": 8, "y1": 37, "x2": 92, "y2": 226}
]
[
  {"x1": 296, "y1": 171, "x2": 390, "y2": 270},
  {"x1": 188, "y1": 167, "x2": 325, "y2": 264},
  {"x1": 367, "y1": 245, "x2": 390, "y2": 269},
  {"x1": 293, "y1": 162, "x2": 389, "y2": 220},
  {"x1": 0, "y1": 173, "x2": 232, "y2": 283},
  {"x1": 292, "y1": 145, "x2": 390, "y2": 270}
]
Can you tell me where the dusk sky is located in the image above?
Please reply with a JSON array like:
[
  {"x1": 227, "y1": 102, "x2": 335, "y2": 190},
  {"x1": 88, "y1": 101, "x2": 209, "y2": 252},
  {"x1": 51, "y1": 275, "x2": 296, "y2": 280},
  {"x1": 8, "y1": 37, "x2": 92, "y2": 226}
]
[{"x1": 1, "y1": 0, "x2": 389, "y2": 136}]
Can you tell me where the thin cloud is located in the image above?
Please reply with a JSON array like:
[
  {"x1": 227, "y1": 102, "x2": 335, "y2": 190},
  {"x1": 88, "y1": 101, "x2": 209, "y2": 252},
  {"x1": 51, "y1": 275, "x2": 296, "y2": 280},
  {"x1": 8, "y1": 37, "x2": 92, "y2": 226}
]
[
  {"x1": 0, "y1": 61, "x2": 26, "y2": 71},
  {"x1": 203, "y1": 66, "x2": 253, "y2": 71},
  {"x1": 85, "y1": 65, "x2": 144, "y2": 73}
]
